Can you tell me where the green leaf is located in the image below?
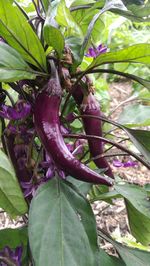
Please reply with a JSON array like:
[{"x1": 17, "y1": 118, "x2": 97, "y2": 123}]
[
  {"x1": 102, "y1": 0, "x2": 127, "y2": 12},
  {"x1": 89, "y1": 187, "x2": 121, "y2": 203},
  {"x1": 82, "y1": 0, "x2": 127, "y2": 50},
  {"x1": 99, "y1": 248, "x2": 125, "y2": 266},
  {"x1": 115, "y1": 183, "x2": 150, "y2": 245},
  {"x1": 0, "y1": 42, "x2": 36, "y2": 82},
  {"x1": 0, "y1": 227, "x2": 27, "y2": 250},
  {"x1": 29, "y1": 178, "x2": 99, "y2": 266},
  {"x1": 99, "y1": 230, "x2": 150, "y2": 266},
  {"x1": 115, "y1": 183, "x2": 150, "y2": 219},
  {"x1": 0, "y1": 0, "x2": 47, "y2": 71},
  {"x1": 118, "y1": 104, "x2": 150, "y2": 127},
  {"x1": 88, "y1": 44, "x2": 150, "y2": 70},
  {"x1": 67, "y1": 176, "x2": 92, "y2": 196},
  {"x1": 144, "y1": 184, "x2": 150, "y2": 196},
  {"x1": 44, "y1": 6, "x2": 64, "y2": 57},
  {"x1": 127, "y1": 2, "x2": 150, "y2": 18},
  {"x1": 65, "y1": 36, "x2": 83, "y2": 67},
  {"x1": 72, "y1": 8, "x2": 104, "y2": 43},
  {"x1": 0, "y1": 227, "x2": 28, "y2": 265},
  {"x1": 124, "y1": 128, "x2": 150, "y2": 163},
  {"x1": 44, "y1": 26, "x2": 64, "y2": 57},
  {"x1": 41, "y1": 0, "x2": 50, "y2": 11},
  {"x1": 0, "y1": 149, "x2": 28, "y2": 217},
  {"x1": 126, "y1": 201, "x2": 150, "y2": 246},
  {"x1": 56, "y1": 0, "x2": 83, "y2": 40},
  {"x1": 97, "y1": 68, "x2": 150, "y2": 91}
]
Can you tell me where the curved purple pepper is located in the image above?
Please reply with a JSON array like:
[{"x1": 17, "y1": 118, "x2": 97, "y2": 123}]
[
  {"x1": 72, "y1": 85, "x2": 114, "y2": 178},
  {"x1": 33, "y1": 67, "x2": 112, "y2": 186}
]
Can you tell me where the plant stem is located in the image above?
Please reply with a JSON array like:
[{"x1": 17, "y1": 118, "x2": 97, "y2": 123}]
[
  {"x1": 63, "y1": 133, "x2": 150, "y2": 169},
  {"x1": 1, "y1": 89, "x2": 15, "y2": 106},
  {"x1": 32, "y1": 0, "x2": 45, "y2": 21},
  {"x1": 85, "y1": 152, "x2": 131, "y2": 165},
  {"x1": 70, "y1": 4, "x2": 92, "y2": 11},
  {"x1": 75, "y1": 114, "x2": 124, "y2": 130}
]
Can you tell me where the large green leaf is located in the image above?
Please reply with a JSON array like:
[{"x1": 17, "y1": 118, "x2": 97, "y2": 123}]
[
  {"x1": 29, "y1": 178, "x2": 99, "y2": 266},
  {"x1": 0, "y1": 149, "x2": 28, "y2": 217},
  {"x1": 56, "y1": 0, "x2": 83, "y2": 40},
  {"x1": 118, "y1": 104, "x2": 150, "y2": 127},
  {"x1": 0, "y1": 0, "x2": 47, "y2": 71},
  {"x1": 124, "y1": 128, "x2": 150, "y2": 163},
  {"x1": 88, "y1": 44, "x2": 150, "y2": 70},
  {"x1": 72, "y1": 8, "x2": 104, "y2": 43},
  {"x1": 44, "y1": 6, "x2": 64, "y2": 57},
  {"x1": 99, "y1": 230, "x2": 150, "y2": 266},
  {"x1": 82, "y1": 0, "x2": 127, "y2": 50},
  {"x1": 127, "y1": 2, "x2": 150, "y2": 17},
  {"x1": 0, "y1": 42, "x2": 37, "y2": 82},
  {"x1": 115, "y1": 183, "x2": 150, "y2": 245}
]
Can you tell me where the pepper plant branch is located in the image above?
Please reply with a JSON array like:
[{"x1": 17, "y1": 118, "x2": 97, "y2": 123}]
[
  {"x1": 85, "y1": 152, "x2": 131, "y2": 165},
  {"x1": 32, "y1": 0, "x2": 45, "y2": 21},
  {"x1": 63, "y1": 133, "x2": 150, "y2": 169},
  {"x1": 104, "y1": 137, "x2": 129, "y2": 154},
  {"x1": 108, "y1": 95, "x2": 138, "y2": 117},
  {"x1": 74, "y1": 114, "x2": 124, "y2": 130},
  {"x1": 1, "y1": 89, "x2": 15, "y2": 106}
]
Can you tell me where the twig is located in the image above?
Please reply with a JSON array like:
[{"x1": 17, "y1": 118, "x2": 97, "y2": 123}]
[
  {"x1": 74, "y1": 114, "x2": 124, "y2": 130},
  {"x1": 85, "y1": 152, "x2": 129, "y2": 164},
  {"x1": 1, "y1": 89, "x2": 15, "y2": 106},
  {"x1": 63, "y1": 133, "x2": 150, "y2": 169},
  {"x1": 32, "y1": 0, "x2": 45, "y2": 21},
  {"x1": 108, "y1": 95, "x2": 138, "y2": 117}
]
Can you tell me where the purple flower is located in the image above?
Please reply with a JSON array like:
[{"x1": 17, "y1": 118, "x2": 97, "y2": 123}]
[
  {"x1": 40, "y1": 153, "x2": 55, "y2": 179},
  {"x1": 0, "y1": 246, "x2": 23, "y2": 266},
  {"x1": 66, "y1": 140, "x2": 84, "y2": 156},
  {"x1": 113, "y1": 159, "x2": 138, "y2": 168},
  {"x1": 0, "y1": 101, "x2": 31, "y2": 120},
  {"x1": 85, "y1": 44, "x2": 107, "y2": 58},
  {"x1": 21, "y1": 179, "x2": 38, "y2": 198}
]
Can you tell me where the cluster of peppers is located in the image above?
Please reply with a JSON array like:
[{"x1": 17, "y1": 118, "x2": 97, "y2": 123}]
[
  {"x1": 0, "y1": 51, "x2": 114, "y2": 204},
  {"x1": 34, "y1": 59, "x2": 113, "y2": 187}
]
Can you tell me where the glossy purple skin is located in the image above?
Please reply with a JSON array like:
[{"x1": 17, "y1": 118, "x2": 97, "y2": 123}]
[
  {"x1": 34, "y1": 91, "x2": 112, "y2": 186},
  {"x1": 72, "y1": 87, "x2": 114, "y2": 178}
]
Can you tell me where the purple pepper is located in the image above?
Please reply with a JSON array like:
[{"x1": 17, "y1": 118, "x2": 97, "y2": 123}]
[
  {"x1": 33, "y1": 66, "x2": 113, "y2": 186},
  {"x1": 72, "y1": 85, "x2": 114, "y2": 178}
]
